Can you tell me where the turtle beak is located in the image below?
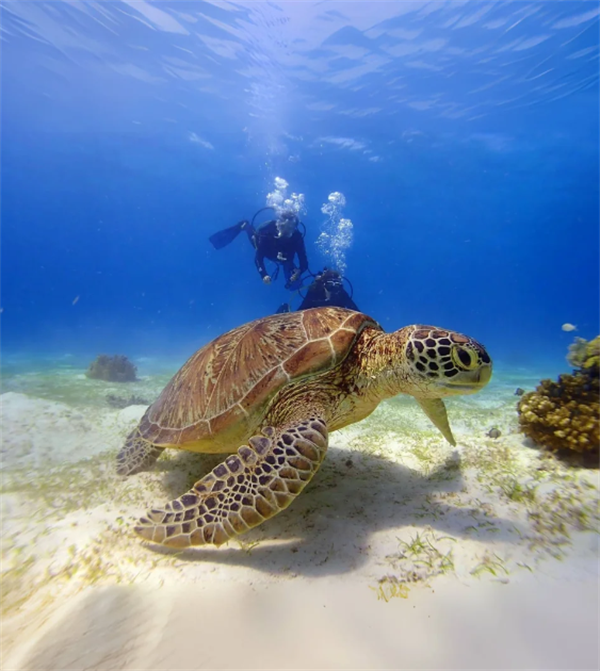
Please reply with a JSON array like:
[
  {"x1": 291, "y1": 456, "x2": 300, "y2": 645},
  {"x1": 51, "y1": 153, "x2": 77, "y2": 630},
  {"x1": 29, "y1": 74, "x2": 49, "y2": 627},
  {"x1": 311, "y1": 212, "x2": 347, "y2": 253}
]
[
  {"x1": 442, "y1": 365, "x2": 492, "y2": 392},
  {"x1": 478, "y1": 365, "x2": 492, "y2": 386}
]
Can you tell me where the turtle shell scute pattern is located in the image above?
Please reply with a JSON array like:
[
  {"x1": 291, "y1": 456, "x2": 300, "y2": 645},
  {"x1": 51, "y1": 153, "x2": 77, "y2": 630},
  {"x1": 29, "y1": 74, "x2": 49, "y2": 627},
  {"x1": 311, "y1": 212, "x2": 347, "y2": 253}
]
[{"x1": 139, "y1": 307, "x2": 381, "y2": 445}]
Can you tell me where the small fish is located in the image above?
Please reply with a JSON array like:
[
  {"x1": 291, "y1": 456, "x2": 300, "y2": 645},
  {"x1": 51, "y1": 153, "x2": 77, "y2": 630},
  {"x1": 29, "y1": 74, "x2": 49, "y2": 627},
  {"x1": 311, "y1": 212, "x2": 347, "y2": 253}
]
[
  {"x1": 72, "y1": 296, "x2": 80, "y2": 305},
  {"x1": 561, "y1": 323, "x2": 577, "y2": 332},
  {"x1": 514, "y1": 387, "x2": 525, "y2": 396},
  {"x1": 486, "y1": 427, "x2": 502, "y2": 439}
]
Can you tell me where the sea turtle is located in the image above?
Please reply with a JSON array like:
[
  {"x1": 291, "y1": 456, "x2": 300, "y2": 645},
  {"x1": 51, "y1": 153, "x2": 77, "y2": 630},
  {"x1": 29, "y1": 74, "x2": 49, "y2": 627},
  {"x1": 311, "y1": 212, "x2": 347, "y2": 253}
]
[{"x1": 118, "y1": 307, "x2": 492, "y2": 548}]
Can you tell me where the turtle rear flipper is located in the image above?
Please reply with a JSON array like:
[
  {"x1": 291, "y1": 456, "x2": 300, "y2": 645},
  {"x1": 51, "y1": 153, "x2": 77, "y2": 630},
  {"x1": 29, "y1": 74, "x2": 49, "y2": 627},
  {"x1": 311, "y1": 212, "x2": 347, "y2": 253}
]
[
  {"x1": 134, "y1": 415, "x2": 329, "y2": 548},
  {"x1": 116, "y1": 430, "x2": 165, "y2": 476}
]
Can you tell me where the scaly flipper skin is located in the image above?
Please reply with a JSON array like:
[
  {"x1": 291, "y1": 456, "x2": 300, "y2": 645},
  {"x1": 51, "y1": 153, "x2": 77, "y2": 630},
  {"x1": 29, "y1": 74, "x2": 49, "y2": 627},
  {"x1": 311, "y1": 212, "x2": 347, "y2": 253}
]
[
  {"x1": 415, "y1": 398, "x2": 456, "y2": 446},
  {"x1": 116, "y1": 429, "x2": 165, "y2": 476},
  {"x1": 134, "y1": 416, "x2": 329, "y2": 548}
]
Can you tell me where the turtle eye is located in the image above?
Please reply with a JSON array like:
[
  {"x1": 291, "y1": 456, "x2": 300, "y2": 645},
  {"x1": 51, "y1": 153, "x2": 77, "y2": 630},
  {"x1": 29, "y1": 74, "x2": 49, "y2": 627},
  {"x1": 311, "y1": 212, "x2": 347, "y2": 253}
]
[{"x1": 452, "y1": 346, "x2": 478, "y2": 370}]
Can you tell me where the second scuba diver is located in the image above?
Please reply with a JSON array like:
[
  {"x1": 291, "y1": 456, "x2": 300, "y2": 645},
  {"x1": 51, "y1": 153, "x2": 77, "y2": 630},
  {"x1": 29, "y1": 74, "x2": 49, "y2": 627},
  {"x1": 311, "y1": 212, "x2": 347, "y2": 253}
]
[
  {"x1": 209, "y1": 208, "x2": 309, "y2": 291},
  {"x1": 276, "y1": 267, "x2": 359, "y2": 313},
  {"x1": 299, "y1": 268, "x2": 359, "y2": 311}
]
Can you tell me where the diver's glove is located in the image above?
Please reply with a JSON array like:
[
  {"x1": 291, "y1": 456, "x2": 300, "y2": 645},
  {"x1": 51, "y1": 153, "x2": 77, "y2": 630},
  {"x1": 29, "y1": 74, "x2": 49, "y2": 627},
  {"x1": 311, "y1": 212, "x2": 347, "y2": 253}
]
[
  {"x1": 289, "y1": 269, "x2": 300, "y2": 283},
  {"x1": 263, "y1": 275, "x2": 272, "y2": 285}
]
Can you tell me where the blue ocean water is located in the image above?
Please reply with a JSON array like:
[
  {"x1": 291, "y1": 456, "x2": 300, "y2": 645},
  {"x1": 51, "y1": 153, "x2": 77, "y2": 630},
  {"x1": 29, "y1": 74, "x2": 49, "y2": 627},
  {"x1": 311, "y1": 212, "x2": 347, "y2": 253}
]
[{"x1": 1, "y1": 1, "x2": 599, "y2": 379}]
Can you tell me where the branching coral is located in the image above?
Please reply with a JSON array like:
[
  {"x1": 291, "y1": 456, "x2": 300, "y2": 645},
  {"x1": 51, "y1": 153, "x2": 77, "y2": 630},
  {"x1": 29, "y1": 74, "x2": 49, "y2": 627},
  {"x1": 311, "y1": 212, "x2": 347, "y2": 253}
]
[
  {"x1": 567, "y1": 336, "x2": 600, "y2": 374},
  {"x1": 518, "y1": 378, "x2": 598, "y2": 456},
  {"x1": 85, "y1": 355, "x2": 137, "y2": 383},
  {"x1": 518, "y1": 336, "x2": 599, "y2": 461}
]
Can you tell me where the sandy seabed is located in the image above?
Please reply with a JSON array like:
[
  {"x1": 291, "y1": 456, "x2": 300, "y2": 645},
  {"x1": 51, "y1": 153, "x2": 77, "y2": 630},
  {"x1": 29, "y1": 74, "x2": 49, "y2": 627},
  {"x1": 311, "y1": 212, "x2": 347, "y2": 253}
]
[{"x1": 1, "y1": 367, "x2": 598, "y2": 670}]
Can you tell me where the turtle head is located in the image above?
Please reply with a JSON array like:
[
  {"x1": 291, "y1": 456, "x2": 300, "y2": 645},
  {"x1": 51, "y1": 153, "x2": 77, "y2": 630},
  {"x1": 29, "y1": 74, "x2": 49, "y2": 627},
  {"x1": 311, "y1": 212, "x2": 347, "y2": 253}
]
[{"x1": 402, "y1": 325, "x2": 492, "y2": 397}]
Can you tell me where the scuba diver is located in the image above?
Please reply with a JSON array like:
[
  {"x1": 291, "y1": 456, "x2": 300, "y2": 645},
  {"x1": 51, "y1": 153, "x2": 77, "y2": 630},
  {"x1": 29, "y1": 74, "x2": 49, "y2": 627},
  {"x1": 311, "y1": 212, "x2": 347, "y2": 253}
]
[
  {"x1": 276, "y1": 268, "x2": 359, "y2": 313},
  {"x1": 209, "y1": 208, "x2": 309, "y2": 291}
]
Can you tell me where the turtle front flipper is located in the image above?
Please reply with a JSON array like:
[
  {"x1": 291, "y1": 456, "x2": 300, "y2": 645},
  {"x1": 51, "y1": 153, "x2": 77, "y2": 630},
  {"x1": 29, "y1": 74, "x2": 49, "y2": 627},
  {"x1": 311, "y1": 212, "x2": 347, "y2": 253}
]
[
  {"x1": 116, "y1": 429, "x2": 165, "y2": 476},
  {"x1": 414, "y1": 397, "x2": 456, "y2": 446},
  {"x1": 134, "y1": 416, "x2": 329, "y2": 548}
]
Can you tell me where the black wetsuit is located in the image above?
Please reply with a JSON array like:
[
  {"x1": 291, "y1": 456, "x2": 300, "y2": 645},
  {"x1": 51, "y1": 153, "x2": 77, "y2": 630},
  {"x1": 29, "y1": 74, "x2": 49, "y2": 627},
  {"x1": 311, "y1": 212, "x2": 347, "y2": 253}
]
[
  {"x1": 248, "y1": 221, "x2": 308, "y2": 288},
  {"x1": 298, "y1": 276, "x2": 359, "y2": 311}
]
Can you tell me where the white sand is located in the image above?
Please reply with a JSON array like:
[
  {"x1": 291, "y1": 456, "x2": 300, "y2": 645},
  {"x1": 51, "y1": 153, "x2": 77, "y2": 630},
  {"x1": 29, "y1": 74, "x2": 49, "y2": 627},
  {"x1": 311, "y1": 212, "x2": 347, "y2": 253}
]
[
  {"x1": 4, "y1": 571, "x2": 599, "y2": 670},
  {"x1": 1, "y1": 387, "x2": 598, "y2": 670}
]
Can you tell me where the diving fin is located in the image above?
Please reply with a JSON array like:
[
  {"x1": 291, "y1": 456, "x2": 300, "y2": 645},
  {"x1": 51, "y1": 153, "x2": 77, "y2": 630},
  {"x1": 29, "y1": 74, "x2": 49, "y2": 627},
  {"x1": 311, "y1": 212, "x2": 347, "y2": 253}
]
[
  {"x1": 209, "y1": 221, "x2": 246, "y2": 250},
  {"x1": 415, "y1": 398, "x2": 456, "y2": 446}
]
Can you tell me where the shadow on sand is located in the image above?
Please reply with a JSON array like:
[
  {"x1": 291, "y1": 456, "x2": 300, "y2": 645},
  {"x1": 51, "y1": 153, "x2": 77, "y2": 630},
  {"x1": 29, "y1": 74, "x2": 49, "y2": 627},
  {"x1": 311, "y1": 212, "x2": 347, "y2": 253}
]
[{"x1": 132, "y1": 439, "x2": 523, "y2": 578}]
